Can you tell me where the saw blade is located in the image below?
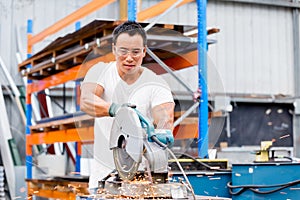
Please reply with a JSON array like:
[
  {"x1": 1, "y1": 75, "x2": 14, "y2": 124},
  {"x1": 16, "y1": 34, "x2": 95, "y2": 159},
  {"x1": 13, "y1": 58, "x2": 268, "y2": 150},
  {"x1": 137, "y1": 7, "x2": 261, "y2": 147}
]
[
  {"x1": 113, "y1": 137, "x2": 140, "y2": 180},
  {"x1": 109, "y1": 107, "x2": 144, "y2": 180}
]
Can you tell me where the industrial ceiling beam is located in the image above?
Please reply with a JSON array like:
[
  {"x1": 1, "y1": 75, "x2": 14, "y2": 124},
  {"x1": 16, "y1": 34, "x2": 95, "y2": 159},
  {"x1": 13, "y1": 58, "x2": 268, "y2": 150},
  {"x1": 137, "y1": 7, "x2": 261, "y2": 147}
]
[{"x1": 28, "y1": 0, "x2": 116, "y2": 46}]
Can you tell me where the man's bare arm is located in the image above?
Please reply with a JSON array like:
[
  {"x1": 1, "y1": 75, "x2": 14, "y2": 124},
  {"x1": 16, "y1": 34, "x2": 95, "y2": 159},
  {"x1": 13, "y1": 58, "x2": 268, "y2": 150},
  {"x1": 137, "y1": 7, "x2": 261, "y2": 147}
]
[
  {"x1": 80, "y1": 82, "x2": 111, "y2": 117},
  {"x1": 152, "y1": 102, "x2": 175, "y2": 130}
]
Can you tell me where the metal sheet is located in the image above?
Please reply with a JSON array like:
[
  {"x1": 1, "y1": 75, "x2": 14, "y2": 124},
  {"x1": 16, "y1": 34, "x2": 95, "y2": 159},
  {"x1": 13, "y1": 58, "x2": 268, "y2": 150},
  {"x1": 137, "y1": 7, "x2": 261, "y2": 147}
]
[{"x1": 231, "y1": 163, "x2": 300, "y2": 199}]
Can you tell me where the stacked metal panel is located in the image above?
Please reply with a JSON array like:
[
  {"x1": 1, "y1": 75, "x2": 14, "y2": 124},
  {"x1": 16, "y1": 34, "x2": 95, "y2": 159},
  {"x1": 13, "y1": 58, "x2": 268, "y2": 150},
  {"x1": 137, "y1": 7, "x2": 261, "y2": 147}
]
[{"x1": 0, "y1": 166, "x2": 5, "y2": 200}]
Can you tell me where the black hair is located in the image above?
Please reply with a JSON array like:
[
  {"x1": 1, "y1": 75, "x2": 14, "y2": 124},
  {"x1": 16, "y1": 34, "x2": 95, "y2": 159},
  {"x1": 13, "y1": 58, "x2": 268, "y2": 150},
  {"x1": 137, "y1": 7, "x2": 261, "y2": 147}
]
[{"x1": 112, "y1": 21, "x2": 147, "y2": 46}]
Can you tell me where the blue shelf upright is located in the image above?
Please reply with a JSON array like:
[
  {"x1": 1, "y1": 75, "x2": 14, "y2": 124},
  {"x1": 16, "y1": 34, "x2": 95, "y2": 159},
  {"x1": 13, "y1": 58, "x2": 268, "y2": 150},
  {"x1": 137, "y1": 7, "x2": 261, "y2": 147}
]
[{"x1": 197, "y1": 0, "x2": 209, "y2": 158}]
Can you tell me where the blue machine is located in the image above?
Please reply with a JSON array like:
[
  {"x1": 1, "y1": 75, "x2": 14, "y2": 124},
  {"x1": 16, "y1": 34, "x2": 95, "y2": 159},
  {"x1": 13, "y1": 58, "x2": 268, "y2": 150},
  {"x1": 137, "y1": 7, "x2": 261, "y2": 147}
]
[
  {"x1": 230, "y1": 163, "x2": 300, "y2": 200},
  {"x1": 172, "y1": 171, "x2": 231, "y2": 198}
]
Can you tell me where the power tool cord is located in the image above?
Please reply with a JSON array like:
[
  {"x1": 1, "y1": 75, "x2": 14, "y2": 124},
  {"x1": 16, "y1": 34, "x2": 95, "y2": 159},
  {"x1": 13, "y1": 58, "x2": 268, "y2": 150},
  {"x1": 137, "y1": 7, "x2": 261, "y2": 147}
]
[
  {"x1": 227, "y1": 179, "x2": 300, "y2": 195},
  {"x1": 175, "y1": 152, "x2": 231, "y2": 172},
  {"x1": 151, "y1": 136, "x2": 196, "y2": 200}
]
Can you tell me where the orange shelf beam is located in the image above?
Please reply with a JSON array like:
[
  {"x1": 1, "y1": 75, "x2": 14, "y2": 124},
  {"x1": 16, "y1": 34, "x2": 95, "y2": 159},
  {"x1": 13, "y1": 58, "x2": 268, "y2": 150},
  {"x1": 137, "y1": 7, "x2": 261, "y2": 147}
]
[
  {"x1": 137, "y1": 0, "x2": 194, "y2": 22},
  {"x1": 164, "y1": 50, "x2": 198, "y2": 68},
  {"x1": 174, "y1": 124, "x2": 198, "y2": 140},
  {"x1": 26, "y1": 127, "x2": 94, "y2": 146},
  {"x1": 28, "y1": 0, "x2": 116, "y2": 46},
  {"x1": 147, "y1": 50, "x2": 197, "y2": 74}
]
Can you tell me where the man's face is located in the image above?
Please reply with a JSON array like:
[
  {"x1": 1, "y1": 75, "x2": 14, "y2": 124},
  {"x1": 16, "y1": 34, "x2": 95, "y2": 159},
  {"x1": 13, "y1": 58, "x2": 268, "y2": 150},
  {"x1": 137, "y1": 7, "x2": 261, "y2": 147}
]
[{"x1": 113, "y1": 33, "x2": 146, "y2": 77}]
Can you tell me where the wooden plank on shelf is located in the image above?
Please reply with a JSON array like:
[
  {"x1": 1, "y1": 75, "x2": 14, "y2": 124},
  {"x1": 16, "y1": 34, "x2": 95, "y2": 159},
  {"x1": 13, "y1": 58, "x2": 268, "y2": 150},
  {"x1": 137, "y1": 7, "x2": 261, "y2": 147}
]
[
  {"x1": 30, "y1": 114, "x2": 94, "y2": 133},
  {"x1": 26, "y1": 45, "x2": 197, "y2": 90},
  {"x1": 19, "y1": 20, "x2": 117, "y2": 72},
  {"x1": 23, "y1": 43, "x2": 95, "y2": 78},
  {"x1": 73, "y1": 56, "x2": 84, "y2": 64},
  {"x1": 19, "y1": 19, "x2": 198, "y2": 80},
  {"x1": 27, "y1": 53, "x2": 115, "y2": 93}
]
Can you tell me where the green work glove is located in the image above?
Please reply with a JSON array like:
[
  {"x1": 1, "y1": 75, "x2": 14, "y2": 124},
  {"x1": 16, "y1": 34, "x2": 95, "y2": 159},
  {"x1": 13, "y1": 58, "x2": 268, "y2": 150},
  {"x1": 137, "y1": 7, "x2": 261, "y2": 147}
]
[{"x1": 108, "y1": 103, "x2": 136, "y2": 117}]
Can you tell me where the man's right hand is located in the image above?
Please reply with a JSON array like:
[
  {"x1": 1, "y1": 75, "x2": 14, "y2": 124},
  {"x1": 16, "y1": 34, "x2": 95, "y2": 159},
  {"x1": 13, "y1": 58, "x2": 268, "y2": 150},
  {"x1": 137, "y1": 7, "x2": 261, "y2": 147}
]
[{"x1": 108, "y1": 103, "x2": 136, "y2": 117}]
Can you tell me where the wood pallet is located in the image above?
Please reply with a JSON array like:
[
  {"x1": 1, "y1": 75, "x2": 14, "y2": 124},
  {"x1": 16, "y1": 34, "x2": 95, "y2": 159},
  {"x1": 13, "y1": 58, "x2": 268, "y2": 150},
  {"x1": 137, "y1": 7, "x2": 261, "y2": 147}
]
[
  {"x1": 30, "y1": 113, "x2": 94, "y2": 133},
  {"x1": 19, "y1": 20, "x2": 199, "y2": 80}
]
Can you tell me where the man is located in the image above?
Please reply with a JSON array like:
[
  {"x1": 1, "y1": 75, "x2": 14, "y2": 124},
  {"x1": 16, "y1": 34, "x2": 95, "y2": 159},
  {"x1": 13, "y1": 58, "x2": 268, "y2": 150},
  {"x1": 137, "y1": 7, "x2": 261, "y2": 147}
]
[{"x1": 80, "y1": 21, "x2": 174, "y2": 191}]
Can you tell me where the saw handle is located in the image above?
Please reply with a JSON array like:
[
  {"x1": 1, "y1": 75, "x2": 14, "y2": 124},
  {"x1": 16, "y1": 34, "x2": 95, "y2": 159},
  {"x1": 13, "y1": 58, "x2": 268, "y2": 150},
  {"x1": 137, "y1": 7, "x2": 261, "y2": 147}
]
[
  {"x1": 135, "y1": 109, "x2": 174, "y2": 148},
  {"x1": 109, "y1": 103, "x2": 136, "y2": 117},
  {"x1": 151, "y1": 129, "x2": 174, "y2": 148}
]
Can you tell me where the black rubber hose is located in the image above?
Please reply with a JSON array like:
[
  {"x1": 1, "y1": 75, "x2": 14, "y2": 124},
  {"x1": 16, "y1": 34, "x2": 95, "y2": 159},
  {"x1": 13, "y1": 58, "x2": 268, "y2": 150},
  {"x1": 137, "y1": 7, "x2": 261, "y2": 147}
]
[
  {"x1": 150, "y1": 135, "x2": 167, "y2": 149},
  {"x1": 227, "y1": 179, "x2": 300, "y2": 195}
]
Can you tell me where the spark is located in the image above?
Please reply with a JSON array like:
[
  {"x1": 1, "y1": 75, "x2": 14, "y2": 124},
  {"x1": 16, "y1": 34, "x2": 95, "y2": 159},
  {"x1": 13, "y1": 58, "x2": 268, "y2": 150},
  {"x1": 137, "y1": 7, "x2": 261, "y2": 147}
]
[
  {"x1": 265, "y1": 109, "x2": 272, "y2": 115},
  {"x1": 279, "y1": 134, "x2": 290, "y2": 140},
  {"x1": 70, "y1": 171, "x2": 80, "y2": 175}
]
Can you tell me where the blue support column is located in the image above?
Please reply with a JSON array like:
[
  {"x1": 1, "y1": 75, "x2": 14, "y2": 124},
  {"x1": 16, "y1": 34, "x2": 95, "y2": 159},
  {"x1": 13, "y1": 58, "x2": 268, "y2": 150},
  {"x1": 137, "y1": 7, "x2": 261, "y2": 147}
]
[
  {"x1": 128, "y1": 0, "x2": 137, "y2": 21},
  {"x1": 75, "y1": 21, "x2": 81, "y2": 174},
  {"x1": 75, "y1": 21, "x2": 81, "y2": 113},
  {"x1": 26, "y1": 19, "x2": 33, "y2": 179},
  {"x1": 197, "y1": 0, "x2": 209, "y2": 158}
]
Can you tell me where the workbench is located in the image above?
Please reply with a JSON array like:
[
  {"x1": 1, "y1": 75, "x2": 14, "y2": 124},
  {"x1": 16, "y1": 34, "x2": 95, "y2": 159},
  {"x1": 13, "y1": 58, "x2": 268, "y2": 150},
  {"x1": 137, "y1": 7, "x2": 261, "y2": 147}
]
[
  {"x1": 26, "y1": 176, "x2": 89, "y2": 199},
  {"x1": 76, "y1": 195, "x2": 231, "y2": 200}
]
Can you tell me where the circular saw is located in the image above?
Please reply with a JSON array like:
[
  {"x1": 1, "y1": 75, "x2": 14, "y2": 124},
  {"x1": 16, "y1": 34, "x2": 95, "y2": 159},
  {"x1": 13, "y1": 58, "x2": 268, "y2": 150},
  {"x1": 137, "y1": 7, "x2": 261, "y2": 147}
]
[{"x1": 109, "y1": 106, "x2": 174, "y2": 181}]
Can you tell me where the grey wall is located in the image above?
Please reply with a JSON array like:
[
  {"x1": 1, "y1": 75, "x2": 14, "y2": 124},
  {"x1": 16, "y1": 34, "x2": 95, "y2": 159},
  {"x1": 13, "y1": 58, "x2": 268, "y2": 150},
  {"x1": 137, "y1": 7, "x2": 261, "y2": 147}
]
[{"x1": 207, "y1": 1, "x2": 294, "y2": 96}]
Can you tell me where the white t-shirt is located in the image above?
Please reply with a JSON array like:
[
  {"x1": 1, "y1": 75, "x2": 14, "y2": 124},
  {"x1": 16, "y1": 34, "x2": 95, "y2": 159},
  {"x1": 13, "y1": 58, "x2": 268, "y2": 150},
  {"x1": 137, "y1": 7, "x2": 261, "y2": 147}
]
[{"x1": 82, "y1": 61, "x2": 174, "y2": 188}]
